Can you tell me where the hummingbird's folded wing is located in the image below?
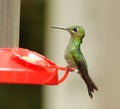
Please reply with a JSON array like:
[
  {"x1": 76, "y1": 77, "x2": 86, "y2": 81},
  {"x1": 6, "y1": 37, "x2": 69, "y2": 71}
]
[
  {"x1": 71, "y1": 51, "x2": 90, "y2": 84},
  {"x1": 71, "y1": 50, "x2": 98, "y2": 98}
]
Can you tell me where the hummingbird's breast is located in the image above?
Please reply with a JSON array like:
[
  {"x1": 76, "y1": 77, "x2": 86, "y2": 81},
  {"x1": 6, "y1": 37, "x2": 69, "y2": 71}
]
[{"x1": 64, "y1": 41, "x2": 77, "y2": 68}]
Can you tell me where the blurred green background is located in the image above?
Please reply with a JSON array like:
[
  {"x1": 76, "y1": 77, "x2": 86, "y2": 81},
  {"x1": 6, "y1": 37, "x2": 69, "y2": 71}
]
[
  {"x1": 20, "y1": 0, "x2": 46, "y2": 55},
  {"x1": 0, "y1": 0, "x2": 46, "y2": 109}
]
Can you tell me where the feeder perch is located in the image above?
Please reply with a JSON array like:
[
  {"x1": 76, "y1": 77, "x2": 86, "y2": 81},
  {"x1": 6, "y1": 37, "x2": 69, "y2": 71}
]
[{"x1": 0, "y1": 47, "x2": 73, "y2": 85}]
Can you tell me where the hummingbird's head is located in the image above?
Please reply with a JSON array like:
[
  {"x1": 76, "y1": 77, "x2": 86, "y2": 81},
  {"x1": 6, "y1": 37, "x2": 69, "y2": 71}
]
[
  {"x1": 66, "y1": 26, "x2": 85, "y2": 37},
  {"x1": 51, "y1": 25, "x2": 85, "y2": 42}
]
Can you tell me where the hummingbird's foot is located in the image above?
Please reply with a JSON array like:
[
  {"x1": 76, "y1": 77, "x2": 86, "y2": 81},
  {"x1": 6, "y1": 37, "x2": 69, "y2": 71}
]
[{"x1": 66, "y1": 65, "x2": 74, "y2": 72}]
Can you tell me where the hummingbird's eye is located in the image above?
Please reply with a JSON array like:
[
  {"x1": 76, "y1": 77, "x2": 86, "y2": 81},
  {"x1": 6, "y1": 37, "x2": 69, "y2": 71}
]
[{"x1": 73, "y1": 28, "x2": 77, "y2": 32}]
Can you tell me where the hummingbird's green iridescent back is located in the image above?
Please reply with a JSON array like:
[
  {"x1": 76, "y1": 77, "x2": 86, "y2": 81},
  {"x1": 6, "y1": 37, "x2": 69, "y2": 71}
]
[{"x1": 52, "y1": 25, "x2": 98, "y2": 98}]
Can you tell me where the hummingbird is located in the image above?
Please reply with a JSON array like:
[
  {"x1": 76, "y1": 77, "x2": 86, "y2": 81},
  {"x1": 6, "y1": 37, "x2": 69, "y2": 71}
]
[{"x1": 52, "y1": 25, "x2": 98, "y2": 98}]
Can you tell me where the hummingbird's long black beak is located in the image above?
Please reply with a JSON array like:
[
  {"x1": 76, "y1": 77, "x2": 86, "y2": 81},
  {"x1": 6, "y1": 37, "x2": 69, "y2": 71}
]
[{"x1": 51, "y1": 26, "x2": 67, "y2": 30}]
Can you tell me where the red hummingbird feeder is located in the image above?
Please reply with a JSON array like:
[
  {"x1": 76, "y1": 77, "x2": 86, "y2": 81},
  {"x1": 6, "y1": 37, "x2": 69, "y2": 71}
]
[{"x1": 0, "y1": 47, "x2": 73, "y2": 85}]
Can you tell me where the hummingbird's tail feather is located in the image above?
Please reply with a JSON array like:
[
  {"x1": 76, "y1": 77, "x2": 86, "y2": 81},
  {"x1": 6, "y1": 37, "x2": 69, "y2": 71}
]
[
  {"x1": 75, "y1": 60, "x2": 98, "y2": 98},
  {"x1": 85, "y1": 76, "x2": 98, "y2": 98},
  {"x1": 78, "y1": 70, "x2": 98, "y2": 98}
]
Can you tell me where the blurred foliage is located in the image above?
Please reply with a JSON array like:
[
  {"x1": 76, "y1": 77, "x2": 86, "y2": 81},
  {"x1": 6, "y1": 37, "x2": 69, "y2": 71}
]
[
  {"x1": 20, "y1": 0, "x2": 46, "y2": 54},
  {"x1": 0, "y1": 0, "x2": 46, "y2": 109},
  {"x1": 0, "y1": 85, "x2": 42, "y2": 109}
]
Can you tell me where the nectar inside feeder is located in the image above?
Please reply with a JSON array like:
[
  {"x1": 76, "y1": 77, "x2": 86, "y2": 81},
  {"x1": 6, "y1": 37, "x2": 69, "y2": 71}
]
[{"x1": 0, "y1": 47, "x2": 74, "y2": 85}]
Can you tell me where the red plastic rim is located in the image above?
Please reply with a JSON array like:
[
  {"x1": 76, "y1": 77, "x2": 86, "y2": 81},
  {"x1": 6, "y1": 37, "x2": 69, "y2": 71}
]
[
  {"x1": 11, "y1": 47, "x2": 57, "y2": 68},
  {"x1": 58, "y1": 67, "x2": 74, "y2": 84}
]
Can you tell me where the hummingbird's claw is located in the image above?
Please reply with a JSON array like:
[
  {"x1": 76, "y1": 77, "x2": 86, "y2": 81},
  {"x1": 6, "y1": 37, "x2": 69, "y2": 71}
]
[{"x1": 66, "y1": 65, "x2": 74, "y2": 72}]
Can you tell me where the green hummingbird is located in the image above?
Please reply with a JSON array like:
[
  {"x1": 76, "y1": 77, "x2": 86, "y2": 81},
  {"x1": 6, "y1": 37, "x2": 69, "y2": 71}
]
[{"x1": 52, "y1": 25, "x2": 98, "y2": 98}]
